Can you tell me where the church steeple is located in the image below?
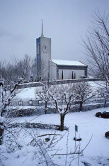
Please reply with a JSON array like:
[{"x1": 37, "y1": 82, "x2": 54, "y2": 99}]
[
  {"x1": 41, "y1": 20, "x2": 44, "y2": 37},
  {"x1": 36, "y1": 21, "x2": 51, "y2": 81}
]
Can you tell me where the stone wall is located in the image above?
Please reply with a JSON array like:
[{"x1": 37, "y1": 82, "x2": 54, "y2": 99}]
[{"x1": 9, "y1": 122, "x2": 68, "y2": 130}]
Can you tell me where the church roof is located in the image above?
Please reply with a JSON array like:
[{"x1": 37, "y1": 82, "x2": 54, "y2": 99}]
[{"x1": 52, "y1": 59, "x2": 87, "y2": 66}]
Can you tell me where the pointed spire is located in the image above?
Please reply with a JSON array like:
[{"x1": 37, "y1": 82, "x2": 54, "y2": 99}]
[{"x1": 41, "y1": 20, "x2": 44, "y2": 37}]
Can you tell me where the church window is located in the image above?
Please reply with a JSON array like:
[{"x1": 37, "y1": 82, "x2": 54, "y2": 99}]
[
  {"x1": 62, "y1": 70, "x2": 63, "y2": 79},
  {"x1": 72, "y1": 71, "x2": 73, "y2": 79}
]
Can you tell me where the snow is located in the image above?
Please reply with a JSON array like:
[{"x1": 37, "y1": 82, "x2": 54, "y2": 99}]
[
  {"x1": 52, "y1": 59, "x2": 87, "y2": 66},
  {"x1": 0, "y1": 116, "x2": 5, "y2": 123},
  {"x1": 15, "y1": 87, "x2": 36, "y2": 100},
  {"x1": 1, "y1": 107, "x2": 109, "y2": 166},
  {"x1": 1, "y1": 81, "x2": 109, "y2": 166},
  {"x1": 14, "y1": 81, "x2": 104, "y2": 101}
]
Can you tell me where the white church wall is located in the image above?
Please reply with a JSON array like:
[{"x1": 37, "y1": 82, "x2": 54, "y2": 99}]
[
  {"x1": 58, "y1": 69, "x2": 85, "y2": 80},
  {"x1": 75, "y1": 70, "x2": 85, "y2": 78}
]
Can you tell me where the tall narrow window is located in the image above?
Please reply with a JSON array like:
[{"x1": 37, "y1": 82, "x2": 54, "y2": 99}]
[
  {"x1": 62, "y1": 70, "x2": 63, "y2": 79},
  {"x1": 72, "y1": 71, "x2": 73, "y2": 79}
]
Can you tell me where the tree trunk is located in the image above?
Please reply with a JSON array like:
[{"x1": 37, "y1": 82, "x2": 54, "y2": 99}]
[
  {"x1": 79, "y1": 101, "x2": 83, "y2": 111},
  {"x1": 45, "y1": 101, "x2": 47, "y2": 114},
  {"x1": 60, "y1": 114, "x2": 65, "y2": 131},
  {"x1": 104, "y1": 99, "x2": 107, "y2": 108},
  {"x1": 0, "y1": 122, "x2": 4, "y2": 145},
  {"x1": 55, "y1": 101, "x2": 58, "y2": 113}
]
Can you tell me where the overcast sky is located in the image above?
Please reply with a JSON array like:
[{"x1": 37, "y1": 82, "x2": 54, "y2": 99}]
[{"x1": 0, "y1": 0, "x2": 108, "y2": 64}]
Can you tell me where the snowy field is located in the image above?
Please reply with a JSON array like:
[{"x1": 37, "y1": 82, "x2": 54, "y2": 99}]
[
  {"x1": 1, "y1": 107, "x2": 109, "y2": 166},
  {"x1": 15, "y1": 81, "x2": 104, "y2": 100}
]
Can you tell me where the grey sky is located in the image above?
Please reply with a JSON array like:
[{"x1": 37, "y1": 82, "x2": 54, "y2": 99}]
[{"x1": 0, "y1": 0, "x2": 108, "y2": 63}]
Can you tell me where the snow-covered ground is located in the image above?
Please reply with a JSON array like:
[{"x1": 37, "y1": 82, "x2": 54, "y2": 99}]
[
  {"x1": 15, "y1": 87, "x2": 36, "y2": 100},
  {"x1": 15, "y1": 81, "x2": 104, "y2": 100},
  {"x1": 1, "y1": 107, "x2": 109, "y2": 166},
  {"x1": 1, "y1": 80, "x2": 109, "y2": 166}
]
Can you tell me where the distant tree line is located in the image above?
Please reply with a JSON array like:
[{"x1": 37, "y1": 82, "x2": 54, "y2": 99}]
[{"x1": 0, "y1": 54, "x2": 37, "y2": 85}]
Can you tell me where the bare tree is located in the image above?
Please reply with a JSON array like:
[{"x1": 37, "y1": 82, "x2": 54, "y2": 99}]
[
  {"x1": 49, "y1": 84, "x2": 76, "y2": 131},
  {"x1": 15, "y1": 54, "x2": 32, "y2": 82},
  {"x1": 0, "y1": 55, "x2": 33, "y2": 84},
  {"x1": 0, "y1": 78, "x2": 22, "y2": 145},
  {"x1": 36, "y1": 83, "x2": 51, "y2": 114},
  {"x1": 0, "y1": 54, "x2": 48, "y2": 83},
  {"x1": 31, "y1": 57, "x2": 37, "y2": 81},
  {"x1": 36, "y1": 84, "x2": 75, "y2": 131},
  {"x1": 83, "y1": 12, "x2": 109, "y2": 83},
  {"x1": 97, "y1": 83, "x2": 109, "y2": 107},
  {"x1": 73, "y1": 82, "x2": 94, "y2": 111}
]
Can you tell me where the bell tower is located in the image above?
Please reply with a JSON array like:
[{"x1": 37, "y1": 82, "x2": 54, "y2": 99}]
[{"x1": 36, "y1": 21, "x2": 51, "y2": 81}]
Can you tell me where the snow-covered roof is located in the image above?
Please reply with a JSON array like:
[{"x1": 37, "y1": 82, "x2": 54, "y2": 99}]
[{"x1": 52, "y1": 59, "x2": 87, "y2": 66}]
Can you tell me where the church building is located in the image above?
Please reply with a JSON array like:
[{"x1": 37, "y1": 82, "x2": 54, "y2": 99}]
[{"x1": 36, "y1": 23, "x2": 88, "y2": 81}]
